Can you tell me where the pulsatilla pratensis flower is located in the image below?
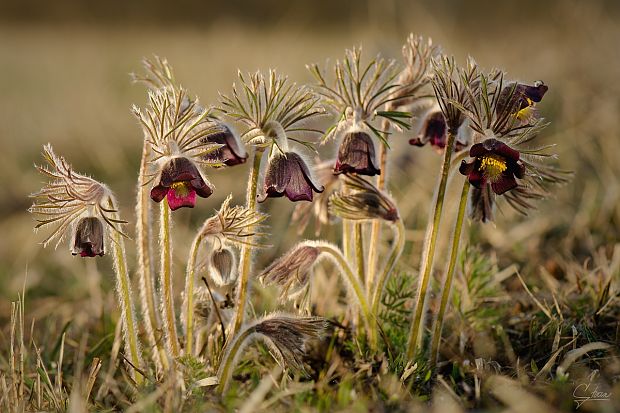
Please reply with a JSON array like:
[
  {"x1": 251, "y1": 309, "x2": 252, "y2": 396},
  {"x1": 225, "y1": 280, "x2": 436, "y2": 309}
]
[
  {"x1": 29, "y1": 144, "x2": 126, "y2": 254},
  {"x1": 258, "y1": 152, "x2": 324, "y2": 203},
  {"x1": 258, "y1": 243, "x2": 321, "y2": 298},
  {"x1": 202, "y1": 124, "x2": 248, "y2": 167},
  {"x1": 329, "y1": 174, "x2": 399, "y2": 222},
  {"x1": 459, "y1": 138, "x2": 525, "y2": 195},
  {"x1": 150, "y1": 157, "x2": 213, "y2": 211},
  {"x1": 72, "y1": 217, "x2": 105, "y2": 257},
  {"x1": 409, "y1": 110, "x2": 468, "y2": 152},
  {"x1": 497, "y1": 81, "x2": 548, "y2": 122},
  {"x1": 334, "y1": 131, "x2": 380, "y2": 176},
  {"x1": 209, "y1": 246, "x2": 238, "y2": 287}
]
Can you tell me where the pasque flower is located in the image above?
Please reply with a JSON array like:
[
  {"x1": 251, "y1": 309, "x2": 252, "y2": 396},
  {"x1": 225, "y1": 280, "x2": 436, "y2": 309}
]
[
  {"x1": 150, "y1": 156, "x2": 213, "y2": 210},
  {"x1": 409, "y1": 109, "x2": 468, "y2": 152},
  {"x1": 258, "y1": 151, "x2": 324, "y2": 203},
  {"x1": 334, "y1": 131, "x2": 381, "y2": 176},
  {"x1": 459, "y1": 138, "x2": 525, "y2": 195},
  {"x1": 72, "y1": 217, "x2": 105, "y2": 257},
  {"x1": 202, "y1": 123, "x2": 248, "y2": 166},
  {"x1": 497, "y1": 81, "x2": 548, "y2": 122}
]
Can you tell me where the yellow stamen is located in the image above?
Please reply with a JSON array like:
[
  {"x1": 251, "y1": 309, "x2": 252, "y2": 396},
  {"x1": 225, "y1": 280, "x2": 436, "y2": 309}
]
[
  {"x1": 170, "y1": 181, "x2": 190, "y2": 197},
  {"x1": 479, "y1": 155, "x2": 507, "y2": 181}
]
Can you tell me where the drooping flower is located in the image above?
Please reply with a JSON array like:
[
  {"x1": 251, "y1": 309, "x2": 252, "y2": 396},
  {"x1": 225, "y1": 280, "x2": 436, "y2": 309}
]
[
  {"x1": 201, "y1": 123, "x2": 248, "y2": 166},
  {"x1": 409, "y1": 109, "x2": 469, "y2": 152},
  {"x1": 334, "y1": 131, "x2": 381, "y2": 176},
  {"x1": 149, "y1": 156, "x2": 213, "y2": 211},
  {"x1": 258, "y1": 243, "x2": 321, "y2": 299},
  {"x1": 329, "y1": 174, "x2": 399, "y2": 222},
  {"x1": 459, "y1": 138, "x2": 525, "y2": 195},
  {"x1": 209, "y1": 245, "x2": 238, "y2": 287},
  {"x1": 29, "y1": 144, "x2": 126, "y2": 253},
  {"x1": 72, "y1": 217, "x2": 105, "y2": 257},
  {"x1": 258, "y1": 152, "x2": 324, "y2": 203},
  {"x1": 291, "y1": 160, "x2": 340, "y2": 235},
  {"x1": 497, "y1": 81, "x2": 548, "y2": 122}
]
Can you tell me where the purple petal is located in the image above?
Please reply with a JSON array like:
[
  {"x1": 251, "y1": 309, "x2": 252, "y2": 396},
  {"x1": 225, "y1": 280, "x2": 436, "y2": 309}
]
[{"x1": 491, "y1": 174, "x2": 518, "y2": 195}]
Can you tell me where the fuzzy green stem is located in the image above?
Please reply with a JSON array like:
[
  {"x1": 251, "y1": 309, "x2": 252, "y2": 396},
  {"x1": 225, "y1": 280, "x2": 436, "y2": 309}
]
[
  {"x1": 231, "y1": 148, "x2": 265, "y2": 337},
  {"x1": 135, "y1": 140, "x2": 163, "y2": 371},
  {"x1": 108, "y1": 197, "x2": 142, "y2": 384},
  {"x1": 370, "y1": 219, "x2": 406, "y2": 324},
  {"x1": 430, "y1": 180, "x2": 470, "y2": 368},
  {"x1": 184, "y1": 232, "x2": 206, "y2": 356},
  {"x1": 316, "y1": 243, "x2": 372, "y2": 335},
  {"x1": 217, "y1": 323, "x2": 254, "y2": 393},
  {"x1": 160, "y1": 201, "x2": 179, "y2": 357},
  {"x1": 367, "y1": 118, "x2": 390, "y2": 292},
  {"x1": 354, "y1": 223, "x2": 365, "y2": 285},
  {"x1": 406, "y1": 129, "x2": 457, "y2": 360}
]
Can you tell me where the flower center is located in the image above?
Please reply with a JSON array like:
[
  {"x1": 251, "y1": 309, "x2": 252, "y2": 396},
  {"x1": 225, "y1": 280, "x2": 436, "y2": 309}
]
[
  {"x1": 170, "y1": 181, "x2": 191, "y2": 197},
  {"x1": 479, "y1": 155, "x2": 507, "y2": 181}
]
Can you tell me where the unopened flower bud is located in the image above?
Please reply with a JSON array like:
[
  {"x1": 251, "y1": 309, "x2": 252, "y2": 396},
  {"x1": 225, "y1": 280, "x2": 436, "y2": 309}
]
[{"x1": 258, "y1": 243, "x2": 321, "y2": 298}]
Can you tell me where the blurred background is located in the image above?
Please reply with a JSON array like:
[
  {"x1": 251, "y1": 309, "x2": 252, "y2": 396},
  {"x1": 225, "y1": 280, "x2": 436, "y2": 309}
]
[{"x1": 1, "y1": 0, "x2": 619, "y2": 330}]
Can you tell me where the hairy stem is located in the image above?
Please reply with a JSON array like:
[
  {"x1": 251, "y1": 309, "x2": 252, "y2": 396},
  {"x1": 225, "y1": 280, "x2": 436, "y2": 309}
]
[
  {"x1": 135, "y1": 140, "x2": 163, "y2": 371},
  {"x1": 406, "y1": 130, "x2": 456, "y2": 360},
  {"x1": 370, "y1": 219, "x2": 406, "y2": 323},
  {"x1": 160, "y1": 201, "x2": 179, "y2": 358},
  {"x1": 316, "y1": 243, "x2": 372, "y2": 335},
  {"x1": 217, "y1": 323, "x2": 254, "y2": 393},
  {"x1": 354, "y1": 223, "x2": 365, "y2": 285},
  {"x1": 430, "y1": 180, "x2": 469, "y2": 368},
  {"x1": 367, "y1": 118, "x2": 390, "y2": 292},
  {"x1": 108, "y1": 197, "x2": 142, "y2": 384},
  {"x1": 183, "y1": 232, "x2": 206, "y2": 356},
  {"x1": 231, "y1": 148, "x2": 265, "y2": 337}
]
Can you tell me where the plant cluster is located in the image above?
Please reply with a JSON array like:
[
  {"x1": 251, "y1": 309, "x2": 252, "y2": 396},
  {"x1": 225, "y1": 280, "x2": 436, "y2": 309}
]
[{"x1": 27, "y1": 33, "x2": 571, "y2": 406}]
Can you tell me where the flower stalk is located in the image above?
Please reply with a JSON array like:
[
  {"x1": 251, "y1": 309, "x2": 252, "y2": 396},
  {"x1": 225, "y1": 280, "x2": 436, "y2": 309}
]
[
  {"x1": 430, "y1": 179, "x2": 470, "y2": 368},
  {"x1": 160, "y1": 201, "x2": 180, "y2": 358},
  {"x1": 231, "y1": 148, "x2": 265, "y2": 336},
  {"x1": 367, "y1": 117, "x2": 391, "y2": 292},
  {"x1": 183, "y1": 231, "x2": 207, "y2": 356},
  {"x1": 136, "y1": 139, "x2": 163, "y2": 371},
  {"x1": 406, "y1": 128, "x2": 457, "y2": 360},
  {"x1": 107, "y1": 196, "x2": 143, "y2": 383}
]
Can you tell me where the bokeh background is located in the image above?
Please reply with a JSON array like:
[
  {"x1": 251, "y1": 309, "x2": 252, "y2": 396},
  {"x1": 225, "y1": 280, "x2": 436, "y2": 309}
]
[{"x1": 1, "y1": 0, "x2": 619, "y2": 338}]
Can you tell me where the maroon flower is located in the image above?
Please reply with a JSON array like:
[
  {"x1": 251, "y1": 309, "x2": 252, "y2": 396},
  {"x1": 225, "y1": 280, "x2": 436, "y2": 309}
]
[
  {"x1": 334, "y1": 131, "x2": 381, "y2": 176},
  {"x1": 202, "y1": 125, "x2": 248, "y2": 166},
  {"x1": 258, "y1": 152, "x2": 324, "y2": 203},
  {"x1": 409, "y1": 110, "x2": 467, "y2": 152},
  {"x1": 72, "y1": 217, "x2": 105, "y2": 257},
  {"x1": 498, "y1": 81, "x2": 548, "y2": 120},
  {"x1": 459, "y1": 138, "x2": 525, "y2": 195},
  {"x1": 150, "y1": 157, "x2": 213, "y2": 210}
]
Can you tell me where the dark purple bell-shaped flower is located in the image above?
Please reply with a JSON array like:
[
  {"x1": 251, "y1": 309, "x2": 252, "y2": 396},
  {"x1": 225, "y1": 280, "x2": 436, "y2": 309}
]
[
  {"x1": 150, "y1": 157, "x2": 213, "y2": 211},
  {"x1": 202, "y1": 125, "x2": 248, "y2": 166},
  {"x1": 334, "y1": 131, "x2": 380, "y2": 176},
  {"x1": 459, "y1": 138, "x2": 525, "y2": 195},
  {"x1": 409, "y1": 110, "x2": 467, "y2": 152},
  {"x1": 497, "y1": 81, "x2": 548, "y2": 120},
  {"x1": 72, "y1": 216, "x2": 105, "y2": 257},
  {"x1": 258, "y1": 152, "x2": 324, "y2": 203}
]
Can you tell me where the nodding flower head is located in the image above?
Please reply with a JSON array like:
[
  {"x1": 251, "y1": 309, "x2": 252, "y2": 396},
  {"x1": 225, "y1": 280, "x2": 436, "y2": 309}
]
[
  {"x1": 459, "y1": 138, "x2": 525, "y2": 195},
  {"x1": 201, "y1": 123, "x2": 248, "y2": 167},
  {"x1": 334, "y1": 131, "x2": 381, "y2": 176},
  {"x1": 209, "y1": 245, "x2": 238, "y2": 287},
  {"x1": 497, "y1": 81, "x2": 548, "y2": 122},
  {"x1": 29, "y1": 144, "x2": 126, "y2": 253},
  {"x1": 258, "y1": 243, "x2": 321, "y2": 299},
  {"x1": 329, "y1": 174, "x2": 399, "y2": 222},
  {"x1": 258, "y1": 151, "x2": 324, "y2": 203},
  {"x1": 150, "y1": 156, "x2": 213, "y2": 210},
  {"x1": 72, "y1": 217, "x2": 105, "y2": 257},
  {"x1": 409, "y1": 109, "x2": 468, "y2": 152}
]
